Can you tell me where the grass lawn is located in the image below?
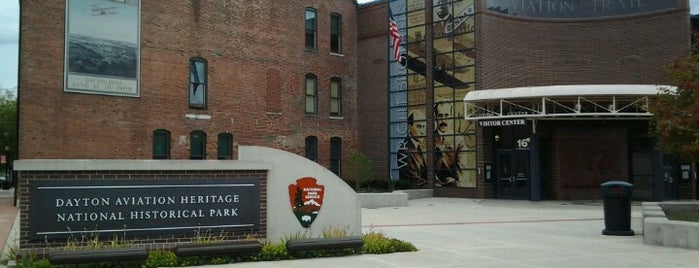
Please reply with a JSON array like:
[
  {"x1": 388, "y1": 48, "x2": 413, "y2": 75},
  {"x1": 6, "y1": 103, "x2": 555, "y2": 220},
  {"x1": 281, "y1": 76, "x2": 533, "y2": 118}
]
[{"x1": 664, "y1": 210, "x2": 699, "y2": 222}]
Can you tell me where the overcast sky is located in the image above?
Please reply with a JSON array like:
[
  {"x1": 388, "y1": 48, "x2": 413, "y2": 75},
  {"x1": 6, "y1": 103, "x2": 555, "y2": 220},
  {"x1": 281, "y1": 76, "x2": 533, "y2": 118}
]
[
  {"x1": 0, "y1": 0, "x2": 697, "y2": 90},
  {"x1": 0, "y1": 0, "x2": 18, "y2": 90}
]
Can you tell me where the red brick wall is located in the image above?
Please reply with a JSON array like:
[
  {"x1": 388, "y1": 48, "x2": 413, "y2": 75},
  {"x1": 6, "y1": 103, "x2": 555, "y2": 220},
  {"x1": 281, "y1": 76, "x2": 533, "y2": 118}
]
[
  {"x1": 19, "y1": 1, "x2": 359, "y2": 170},
  {"x1": 357, "y1": 1, "x2": 389, "y2": 181},
  {"x1": 471, "y1": 2, "x2": 691, "y2": 200},
  {"x1": 476, "y1": 3, "x2": 690, "y2": 90},
  {"x1": 552, "y1": 126, "x2": 628, "y2": 200}
]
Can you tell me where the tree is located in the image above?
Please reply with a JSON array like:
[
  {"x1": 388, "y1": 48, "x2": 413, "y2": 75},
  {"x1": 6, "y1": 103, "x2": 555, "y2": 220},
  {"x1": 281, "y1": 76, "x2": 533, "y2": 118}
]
[
  {"x1": 649, "y1": 50, "x2": 699, "y2": 161},
  {"x1": 0, "y1": 87, "x2": 17, "y2": 164},
  {"x1": 343, "y1": 152, "x2": 376, "y2": 191}
]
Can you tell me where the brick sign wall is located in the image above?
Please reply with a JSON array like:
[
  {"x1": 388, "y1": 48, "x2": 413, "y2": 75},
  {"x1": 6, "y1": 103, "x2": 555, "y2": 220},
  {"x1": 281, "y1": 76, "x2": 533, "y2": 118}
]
[{"x1": 18, "y1": 169, "x2": 267, "y2": 250}]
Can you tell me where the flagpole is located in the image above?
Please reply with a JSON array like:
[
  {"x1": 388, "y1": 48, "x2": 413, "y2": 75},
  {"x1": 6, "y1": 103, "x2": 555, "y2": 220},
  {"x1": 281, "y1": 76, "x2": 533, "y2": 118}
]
[{"x1": 425, "y1": 0, "x2": 435, "y2": 189}]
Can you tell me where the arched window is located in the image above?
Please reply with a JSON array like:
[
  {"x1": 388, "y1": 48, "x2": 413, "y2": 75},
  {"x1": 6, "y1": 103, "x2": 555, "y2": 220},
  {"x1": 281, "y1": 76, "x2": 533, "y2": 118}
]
[
  {"x1": 190, "y1": 130, "x2": 207, "y2": 159},
  {"x1": 305, "y1": 74, "x2": 317, "y2": 114},
  {"x1": 189, "y1": 57, "x2": 207, "y2": 108},
  {"x1": 305, "y1": 7, "x2": 317, "y2": 49},
  {"x1": 330, "y1": 137, "x2": 342, "y2": 175},
  {"x1": 217, "y1": 133, "x2": 233, "y2": 159},
  {"x1": 330, "y1": 77, "x2": 342, "y2": 117},
  {"x1": 305, "y1": 136, "x2": 318, "y2": 162},
  {"x1": 330, "y1": 13, "x2": 342, "y2": 53},
  {"x1": 152, "y1": 129, "x2": 171, "y2": 159}
]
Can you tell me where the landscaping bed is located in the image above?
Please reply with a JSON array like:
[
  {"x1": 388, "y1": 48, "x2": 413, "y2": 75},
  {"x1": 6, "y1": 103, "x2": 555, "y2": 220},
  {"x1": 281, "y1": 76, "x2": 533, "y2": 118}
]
[{"x1": 642, "y1": 201, "x2": 699, "y2": 249}]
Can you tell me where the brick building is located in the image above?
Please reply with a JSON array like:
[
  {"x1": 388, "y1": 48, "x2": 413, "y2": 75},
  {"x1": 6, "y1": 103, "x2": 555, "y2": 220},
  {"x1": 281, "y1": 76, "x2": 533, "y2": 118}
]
[
  {"x1": 19, "y1": 0, "x2": 358, "y2": 177},
  {"x1": 365, "y1": 0, "x2": 697, "y2": 200},
  {"x1": 18, "y1": 0, "x2": 697, "y2": 200}
]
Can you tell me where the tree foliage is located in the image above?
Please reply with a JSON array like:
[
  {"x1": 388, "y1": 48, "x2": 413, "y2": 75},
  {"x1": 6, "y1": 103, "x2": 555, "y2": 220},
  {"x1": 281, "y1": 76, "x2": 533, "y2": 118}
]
[
  {"x1": 343, "y1": 152, "x2": 375, "y2": 190},
  {"x1": 0, "y1": 87, "x2": 17, "y2": 162},
  {"x1": 649, "y1": 50, "x2": 699, "y2": 161}
]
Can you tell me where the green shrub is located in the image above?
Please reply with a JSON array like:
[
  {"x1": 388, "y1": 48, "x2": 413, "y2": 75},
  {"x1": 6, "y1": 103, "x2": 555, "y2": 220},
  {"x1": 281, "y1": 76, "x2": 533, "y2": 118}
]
[
  {"x1": 362, "y1": 231, "x2": 417, "y2": 254},
  {"x1": 209, "y1": 256, "x2": 232, "y2": 265},
  {"x1": 142, "y1": 250, "x2": 178, "y2": 268},
  {"x1": 31, "y1": 259, "x2": 52, "y2": 268},
  {"x1": 177, "y1": 256, "x2": 202, "y2": 267},
  {"x1": 10, "y1": 232, "x2": 417, "y2": 267},
  {"x1": 256, "y1": 243, "x2": 291, "y2": 261},
  {"x1": 14, "y1": 253, "x2": 51, "y2": 268},
  {"x1": 392, "y1": 178, "x2": 414, "y2": 190},
  {"x1": 343, "y1": 152, "x2": 376, "y2": 191},
  {"x1": 388, "y1": 238, "x2": 418, "y2": 252}
]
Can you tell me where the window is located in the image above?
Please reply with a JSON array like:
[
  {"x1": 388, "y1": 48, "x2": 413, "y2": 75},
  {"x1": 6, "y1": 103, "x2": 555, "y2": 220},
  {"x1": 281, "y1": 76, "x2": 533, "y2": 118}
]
[
  {"x1": 217, "y1": 133, "x2": 233, "y2": 159},
  {"x1": 330, "y1": 77, "x2": 341, "y2": 117},
  {"x1": 189, "y1": 58, "x2": 207, "y2": 108},
  {"x1": 305, "y1": 136, "x2": 318, "y2": 162},
  {"x1": 152, "y1": 129, "x2": 170, "y2": 159},
  {"x1": 305, "y1": 8, "x2": 317, "y2": 49},
  {"x1": 190, "y1": 130, "x2": 207, "y2": 159},
  {"x1": 330, "y1": 137, "x2": 341, "y2": 175},
  {"x1": 330, "y1": 13, "x2": 341, "y2": 53},
  {"x1": 305, "y1": 74, "x2": 317, "y2": 114}
]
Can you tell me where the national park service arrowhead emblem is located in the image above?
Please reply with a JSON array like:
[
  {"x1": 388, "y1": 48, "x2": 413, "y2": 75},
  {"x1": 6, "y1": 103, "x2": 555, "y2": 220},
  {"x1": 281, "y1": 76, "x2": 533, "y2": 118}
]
[{"x1": 288, "y1": 177, "x2": 325, "y2": 228}]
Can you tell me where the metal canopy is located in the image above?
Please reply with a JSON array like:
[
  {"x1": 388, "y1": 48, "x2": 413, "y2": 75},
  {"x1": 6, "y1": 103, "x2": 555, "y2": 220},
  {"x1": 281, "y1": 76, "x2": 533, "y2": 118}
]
[{"x1": 463, "y1": 84, "x2": 675, "y2": 120}]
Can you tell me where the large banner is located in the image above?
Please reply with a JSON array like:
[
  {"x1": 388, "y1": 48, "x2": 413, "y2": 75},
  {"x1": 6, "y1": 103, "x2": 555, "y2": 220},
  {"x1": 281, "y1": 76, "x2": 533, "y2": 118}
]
[
  {"x1": 64, "y1": 0, "x2": 140, "y2": 97},
  {"x1": 389, "y1": 0, "x2": 477, "y2": 188}
]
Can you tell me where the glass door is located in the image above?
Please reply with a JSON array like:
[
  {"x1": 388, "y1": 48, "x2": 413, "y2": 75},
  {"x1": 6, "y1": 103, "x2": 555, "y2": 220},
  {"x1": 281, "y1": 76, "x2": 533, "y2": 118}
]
[{"x1": 496, "y1": 150, "x2": 530, "y2": 200}]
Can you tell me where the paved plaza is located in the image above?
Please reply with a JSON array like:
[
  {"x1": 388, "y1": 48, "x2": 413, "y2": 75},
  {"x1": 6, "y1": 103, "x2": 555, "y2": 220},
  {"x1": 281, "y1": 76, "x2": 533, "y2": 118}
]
[
  {"x1": 201, "y1": 198, "x2": 699, "y2": 268},
  {"x1": 2, "y1": 190, "x2": 699, "y2": 267}
]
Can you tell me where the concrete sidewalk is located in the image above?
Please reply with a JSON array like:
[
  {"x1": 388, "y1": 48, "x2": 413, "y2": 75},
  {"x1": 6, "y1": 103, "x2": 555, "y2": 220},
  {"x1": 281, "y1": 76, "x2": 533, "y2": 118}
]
[
  {"x1": 198, "y1": 198, "x2": 699, "y2": 268},
  {"x1": 0, "y1": 188, "x2": 18, "y2": 262},
  {"x1": 3, "y1": 196, "x2": 699, "y2": 267}
]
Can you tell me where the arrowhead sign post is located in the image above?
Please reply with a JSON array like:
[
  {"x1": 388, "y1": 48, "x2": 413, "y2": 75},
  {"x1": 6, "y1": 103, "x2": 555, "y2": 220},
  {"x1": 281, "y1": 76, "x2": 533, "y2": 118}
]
[{"x1": 288, "y1": 177, "x2": 325, "y2": 228}]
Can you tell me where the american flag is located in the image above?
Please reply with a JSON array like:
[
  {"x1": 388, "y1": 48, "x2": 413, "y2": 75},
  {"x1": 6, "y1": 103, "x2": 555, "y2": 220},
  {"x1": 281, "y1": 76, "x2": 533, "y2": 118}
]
[{"x1": 389, "y1": 8, "x2": 402, "y2": 63}]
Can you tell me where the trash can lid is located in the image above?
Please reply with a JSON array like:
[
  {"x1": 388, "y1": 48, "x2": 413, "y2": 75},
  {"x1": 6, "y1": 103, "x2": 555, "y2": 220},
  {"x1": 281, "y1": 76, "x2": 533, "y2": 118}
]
[{"x1": 600, "y1": 180, "x2": 633, "y2": 188}]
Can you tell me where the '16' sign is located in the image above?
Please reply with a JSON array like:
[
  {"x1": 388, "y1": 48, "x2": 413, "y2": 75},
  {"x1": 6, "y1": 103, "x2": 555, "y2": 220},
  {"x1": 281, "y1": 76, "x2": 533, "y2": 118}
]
[{"x1": 516, "y1": 138, "x2": 530, "y2": 150}]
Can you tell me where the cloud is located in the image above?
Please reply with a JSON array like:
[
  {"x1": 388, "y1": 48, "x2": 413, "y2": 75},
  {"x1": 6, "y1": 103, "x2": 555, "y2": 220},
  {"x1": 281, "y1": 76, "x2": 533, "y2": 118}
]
[
  {"x1": 0, "y1": 1, "x2": 19, "y2": 88},
  {"x1": 0, "y1": 2, "x2": 19, "y2": 45}
]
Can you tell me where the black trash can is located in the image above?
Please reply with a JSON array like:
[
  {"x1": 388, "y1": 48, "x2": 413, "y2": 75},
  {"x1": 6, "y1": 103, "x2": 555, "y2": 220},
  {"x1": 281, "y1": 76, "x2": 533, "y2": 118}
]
[{"x1": 600, "y1": 181, "x2": 634, "y2": 236}]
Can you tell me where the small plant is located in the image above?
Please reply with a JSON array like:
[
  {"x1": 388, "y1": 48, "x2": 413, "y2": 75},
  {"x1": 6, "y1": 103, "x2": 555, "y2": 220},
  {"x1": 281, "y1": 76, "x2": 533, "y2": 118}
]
[
  {"x1": 210, "y1": 256, "x2": 232, "y2": 264},
  {"x1": 256, "y1": 243, "x2": 291, "y2": 261},
  {"x1": 362, "y1": 231, "x2": 417, "y2": 254},
  {"x1": 2, "y1": 244, "x2": 18, "y2": 265},
  {"x1": 143, "y1": 250, "x2": 178, "y2": 268},
  {"x1": 321, "y1": 225, "x2": 350, "y2": 238},
  {"x1": 178, "y1": 256, "x2": 202, "y2": 267},
  {"x1": 15, "y1": 253, "x2": 51, "y2": 268},
  {"x1": 193, "y1": 228, "x2": 227, "y2": 244},
  {"x1": 87, "y1": 231, "x2": 105, "y2": 249},
  {"x1": 281, "y1": 230, "x2": 311, "y2": 243},
  {"x1": 62, "y1": 225, "x2": 133, "y2": 251},
  {"x1": 7, "y1": 229, "x2": 417, "y2": 267}
]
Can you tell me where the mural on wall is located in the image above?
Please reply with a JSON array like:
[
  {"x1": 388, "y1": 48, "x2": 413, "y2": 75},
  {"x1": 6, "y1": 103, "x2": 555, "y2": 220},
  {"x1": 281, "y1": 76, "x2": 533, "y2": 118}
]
[
  {"x1": 64, "y1": 0, "x2": 140, "y2": 97},
  {"x1": 288, "y1": 177, "x2": 325, "y2": 228},
  {"x1": 390, "y1": 0, "x2": 477, "y2": 188}
]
